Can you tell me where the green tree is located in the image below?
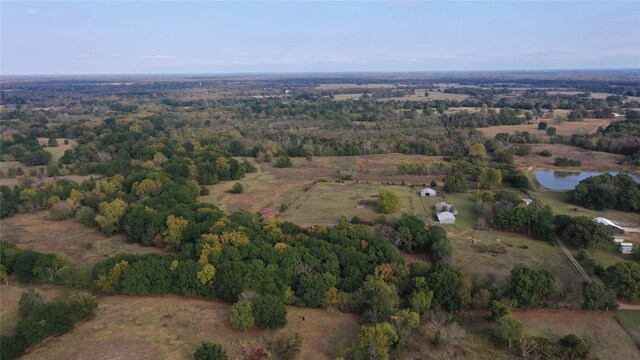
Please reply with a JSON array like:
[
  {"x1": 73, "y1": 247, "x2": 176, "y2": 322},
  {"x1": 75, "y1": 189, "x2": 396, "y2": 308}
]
[
  {"x1": 229, "y1": 300, "x2": 255, "y2": 330},
  {"x1": 546, "y1": 127, "x2": 557, "y2": 136},
  {"x1": 495, "y1": 317, "x2": 525, "y2": 349},
  {"x1": 194, "y1": 342, "x2": 228, "y2": 360},
  {"x1": 537, "y1": 121, "x2": 548, "y2": 130},
  {"x1": 353, "y1": 322, "x2": 398, "y2": 360},
  {"x1": 478, "y1": 167, "x2": 502, "y2": 189},
  {"x1": 18, "y1": 288, "x2": 43, "y2": 317},
  {"x1": 443, "y1": 171, "x2": 467, "y2": 193},
  {"x1": 581, "y1": 280, "x2": 618, "y2": 311},
  {"x1": 409, "y1": 290, "x2": 433, "y2": 316},
  {"x1": 490, "y1": 300, "x2": 511, "y2": 320},
  {"x1": 95, "y1": 198, "x2": 128, "y2": 236},
  {"x1": 252, "y1": 295, "x2": 287, "y2": 328},
  {"x1": 376, "y1": 189, "x2": 401, "y2": 214},
  {"x1": 297, "y1": 272, "x2": 337, "y2": 308},
  {"x1": 274, "y1": 155, "x2": 293, "y2": 168},
  {"x1": 358, "y1": 275, "x2": 400, "y2": 323},
  {"x1": 602, "y1": 262, "x2": 640, "y2": 301}
]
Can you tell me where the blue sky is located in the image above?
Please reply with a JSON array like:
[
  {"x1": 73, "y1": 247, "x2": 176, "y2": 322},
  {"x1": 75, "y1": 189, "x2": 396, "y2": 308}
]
[{"x1": 1, "y1": 1, "x2": 639, "y2": 74}]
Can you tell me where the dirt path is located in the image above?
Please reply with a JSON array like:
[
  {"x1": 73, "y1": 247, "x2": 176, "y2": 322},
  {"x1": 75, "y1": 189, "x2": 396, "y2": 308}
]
[
  {"x1": 555, "y1": 236, "x2": 591, "y2": 281},
  {"x1": 618, "y1": 303, "x2": 640, "y2": 310}
]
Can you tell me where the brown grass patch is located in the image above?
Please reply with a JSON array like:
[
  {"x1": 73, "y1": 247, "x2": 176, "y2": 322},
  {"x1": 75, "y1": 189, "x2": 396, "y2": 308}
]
[
  {"x1": 512, "y1": 309, "x2": 640, "y2": 360},
  {"x1": 516, "y1": 143, "x2": 630, "y2": 172},
  {"x1": 0, "y1": 212, "x2": 163, "y2": 265},
  {"x1": 22, "y1": 295, "x2": 360, "y2": 360},
  {"x1": 477, "y1": 118, "x2": 611, "y2": 139}
]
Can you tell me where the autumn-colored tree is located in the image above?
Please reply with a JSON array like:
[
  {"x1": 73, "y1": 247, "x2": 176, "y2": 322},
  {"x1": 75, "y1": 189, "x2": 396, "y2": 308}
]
[
  {"x1": 230, "y1": 300, "x2": 255, "y2": 330},
  {"x1": 133, "y1": 179, "x2": 162, "y2": 200},
  {"x1": 353, "y1": 322, "x2": 398, "y2": 360},
  {"x1": 376, "y1": 189, "x2": 401, "y2": 214},
  {"x1": 162, "y1": 215, "x2": 189, "y2": 249},
  {"x1": 95, "y1": 199, "x2": 128, "y2": 235},
  {"x1": 95, "y1": 260, "x2": 129, "y2": 293},
  {"x1": 478, "y1": 167, "x2": 503, "y2": 189}
]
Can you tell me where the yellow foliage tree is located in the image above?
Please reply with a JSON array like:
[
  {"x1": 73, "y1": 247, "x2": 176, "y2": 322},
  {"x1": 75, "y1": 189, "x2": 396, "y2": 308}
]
[
  {"x1": 95, "y1": 199, "x2": 128, "y2": 235},
  {"x1": 162, "y1": 215, "x2": 189, "y2": 249},
  {"x1": 95, "y1": 260, "x2": 129, "y2": 293}
]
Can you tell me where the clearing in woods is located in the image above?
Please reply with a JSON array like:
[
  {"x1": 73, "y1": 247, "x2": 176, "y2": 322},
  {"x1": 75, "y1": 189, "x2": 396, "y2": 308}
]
[
  {"x1": 37, "y1": 138, "x2": 78, "y2": 162},
  {"x1": 512, "y1": 309, "x2": 640, "y2": 359},
  {"x1": 0, "y1": 212, "x2": 163, "y2": 265},
  {"x1": 477, "y1": 118, "x2": 611, "y2": 138},
  {"x1": 19, "y1": 294, "x2": 360, "y2": 360}
]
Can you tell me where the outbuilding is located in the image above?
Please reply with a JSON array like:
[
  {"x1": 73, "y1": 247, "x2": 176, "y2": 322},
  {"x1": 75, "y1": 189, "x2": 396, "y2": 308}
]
[
  {"x1": 593, "y1": 217, "x2": 625, "y2": 236},
  {"x1": 437, "y1": 211, "x2": 456, "y2": 225},
  {"x1": 619, "y1": 243, "x2": 634, "y2": 254},
  {"x1": 420, "y1": 188, "x2": 436, "y2": 197}
]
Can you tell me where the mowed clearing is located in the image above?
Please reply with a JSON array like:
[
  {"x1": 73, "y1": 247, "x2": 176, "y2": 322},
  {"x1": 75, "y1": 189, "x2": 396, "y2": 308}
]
[
  {"x1": 0, "y1": 212, "x2": 163, "y2": 265},
  {"x1": 200, "y1": 155, "x2": 445, "y2": 218},
  {"x1": 21, "y1": 294, "x2": 360, "y2": 360},
  {"x1": 477, "y1": 118, "x2": 611, "y2": 138},
  {"x1": 512, "y1": 309, "x2": 640, "y2": 359}
]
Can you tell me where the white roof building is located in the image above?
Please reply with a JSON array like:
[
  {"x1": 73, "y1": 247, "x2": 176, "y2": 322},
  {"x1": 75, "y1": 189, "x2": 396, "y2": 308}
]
[
  {"x1": 619, "y1": 243, "x2": 634, "y2": 254},
  {"x1": 437, "y1": 211, "x2": 456, "y2": 224},
  {"x1": 420, "y1": 188, "x2": 436, "y2": 197},
  {"x1": 521, "y1": 198, "x2": 534, "y2": 205},
  {"x1": 593, "y1": 217, "x2": 625, "y2": 234}
]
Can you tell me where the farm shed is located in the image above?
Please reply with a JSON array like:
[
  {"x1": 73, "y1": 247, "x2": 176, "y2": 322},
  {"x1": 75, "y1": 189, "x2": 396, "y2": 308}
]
[
  {"x1": 420, "y1": 188, "x2": 436, "y2": 197},
  {"x1": 435, "y1": 202, "x2": 458, "y2": 215},
  {"x1": 437, "y1": 211, "x2": 456, "y2": 225},
  {"x1": 619, "y1": 243, "x2": 634, "y2": 254},
  {"x1": 593, "y1": 217, "x2": 625, "y2": 236},
  {"x1": 521, "y1": 198, "x2": 534, "y2": 205}
]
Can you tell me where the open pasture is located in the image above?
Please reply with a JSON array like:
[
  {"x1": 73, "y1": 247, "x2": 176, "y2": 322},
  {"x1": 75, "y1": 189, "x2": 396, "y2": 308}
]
[
  {"x1": 21, "y1": 294, "x2": 360, "y2": 360},
  {"x1": 0, "y1": 212, "x2": 163, "y2": 265},
  {"x1": 512, "y1": 309, "x2": 640, "y2": 360},
  {"x1": 477, "y1": 118, "x2": 611, "y2": 139},
  {"x1": 515, "y1": 143, "x2": 629, "y2": 172}
]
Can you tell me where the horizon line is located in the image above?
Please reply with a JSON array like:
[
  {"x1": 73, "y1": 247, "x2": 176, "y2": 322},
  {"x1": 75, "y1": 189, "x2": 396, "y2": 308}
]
[{"x1": 2, "y1": 68, "x2": 640, "y2": 78}]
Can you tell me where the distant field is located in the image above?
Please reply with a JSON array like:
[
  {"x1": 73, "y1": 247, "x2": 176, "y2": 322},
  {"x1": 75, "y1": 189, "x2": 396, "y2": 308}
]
[
  {"x1": 515, "y1": 143, "x2": 630, "y2": 172},
  {"x1": 0, "y1": 212, "x2": 162, "y2": 265},
  {"x1": 477, "y1": 118, "x2": 611, "y2": 138},
  {"x1": 0, "y1": 160, "x2": 96, "y2": 187},
  {"x1": 512, "y1": 309, "x2": 640, "y2": 360},
  {"x1": 317, "y1": 83, "x2": 395, "y2": 89},
  {"x1": 21, "y1": 294, "x2": 360, "y2": 360},
  {"x1": 377, "y1": 89, "x2": 470, "y2": 102},
  {"x1": 333, "y1": 93, "x2": 362, "y2": 100},
  {"x1": 38, "y1": 137, "x2": 78, "y2": 162},
  {"x1": 200, "y1": 154, "x2": 445, "y2": 217}
]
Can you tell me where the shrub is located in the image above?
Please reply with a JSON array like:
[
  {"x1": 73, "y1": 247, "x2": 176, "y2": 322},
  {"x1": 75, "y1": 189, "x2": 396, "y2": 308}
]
[
  {"x1": 18, "y1": 288, "x2": 43, "y2": 317},
  {"x1": 273, "y1": 333, "x2": 303, "y2": 360},
  {"x1": 554, "y1": 157, "x2": 581, "y2": 167},
  {"x1": 538, "y1": 122, "x2": 548, "y2": 130},
  {"x1": 546, "y1": 127, "x2": 557, "y2": 136},
  {"x1": 69, "y1": 292, "x2": 98, "y2": 321},
  {"x1": 193, "y1": 342, "x2": 228, "y2": 360},
  {"x1": 229, "y1": 300, "x2": 255, "y2": 330},
  {"x1": 76, "y1": 206, "x2": 97, "y2": 227},
  {"x1": 559, "y1": 334, "x2": 590, "y2": 358},
  {"x1": 252, "y1": 295, "x2": 287, "y2": 329},
  {"x1": 229, "y1": 182, "x2": 244, "y2": 194},
  {"x1": 274, "y1": 155, "x2": 293, "y2": 168},
  {"x1": 539, "y1": 149, "x2": 552, "y2": 157}
]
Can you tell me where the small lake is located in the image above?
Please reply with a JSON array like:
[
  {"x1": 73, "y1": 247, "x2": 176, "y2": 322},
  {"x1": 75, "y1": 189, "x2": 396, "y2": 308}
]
[{"x1": 535, "y1": 170, "x2": 640, "y2": 190}]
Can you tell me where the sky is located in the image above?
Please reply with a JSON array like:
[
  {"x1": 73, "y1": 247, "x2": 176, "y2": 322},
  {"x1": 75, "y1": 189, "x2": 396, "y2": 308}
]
[{"x1": 1, "y1": 1, "x2": 639, "y2": 75}]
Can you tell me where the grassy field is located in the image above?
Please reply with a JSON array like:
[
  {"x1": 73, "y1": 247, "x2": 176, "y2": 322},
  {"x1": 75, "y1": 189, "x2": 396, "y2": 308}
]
[
  {"x1": 477, "y1": 118, "x2": 611, "y2": 138},
  {"x1": 515, "y1": 143, "x2": 631, "y2": 172},
  {"x1": 199, "y1": 154, "x2": 445, "y2": 218},
  {"x1": 512, "y1": 309, "x2": 640, "y2": 359},
  {"x1": 21, "y1": 294, "x2": 360, "y2": 360},
  {"x1": 0, "y1": 212, "x2": 163, "y2": 265},
  {"x1": 333, "y1": 93, "x2": 362, "y2": 100},
  {"x1": 615, "y1": 310, "x2": 640, "y2": 348},
  {"x1": 37, "y1": 138, "x2": 78, "y2": 162}
]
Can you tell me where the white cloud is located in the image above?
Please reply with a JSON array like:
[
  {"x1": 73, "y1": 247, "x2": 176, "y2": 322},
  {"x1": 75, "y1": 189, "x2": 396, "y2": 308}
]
[{"x1": 139, "y1": 55, "x2": 175, "y2": 60}]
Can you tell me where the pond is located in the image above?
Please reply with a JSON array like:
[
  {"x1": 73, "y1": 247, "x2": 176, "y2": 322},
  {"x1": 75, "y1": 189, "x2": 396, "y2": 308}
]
[{"x1": 535, "y1": 170, "x2": 640, "y2": 190}]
